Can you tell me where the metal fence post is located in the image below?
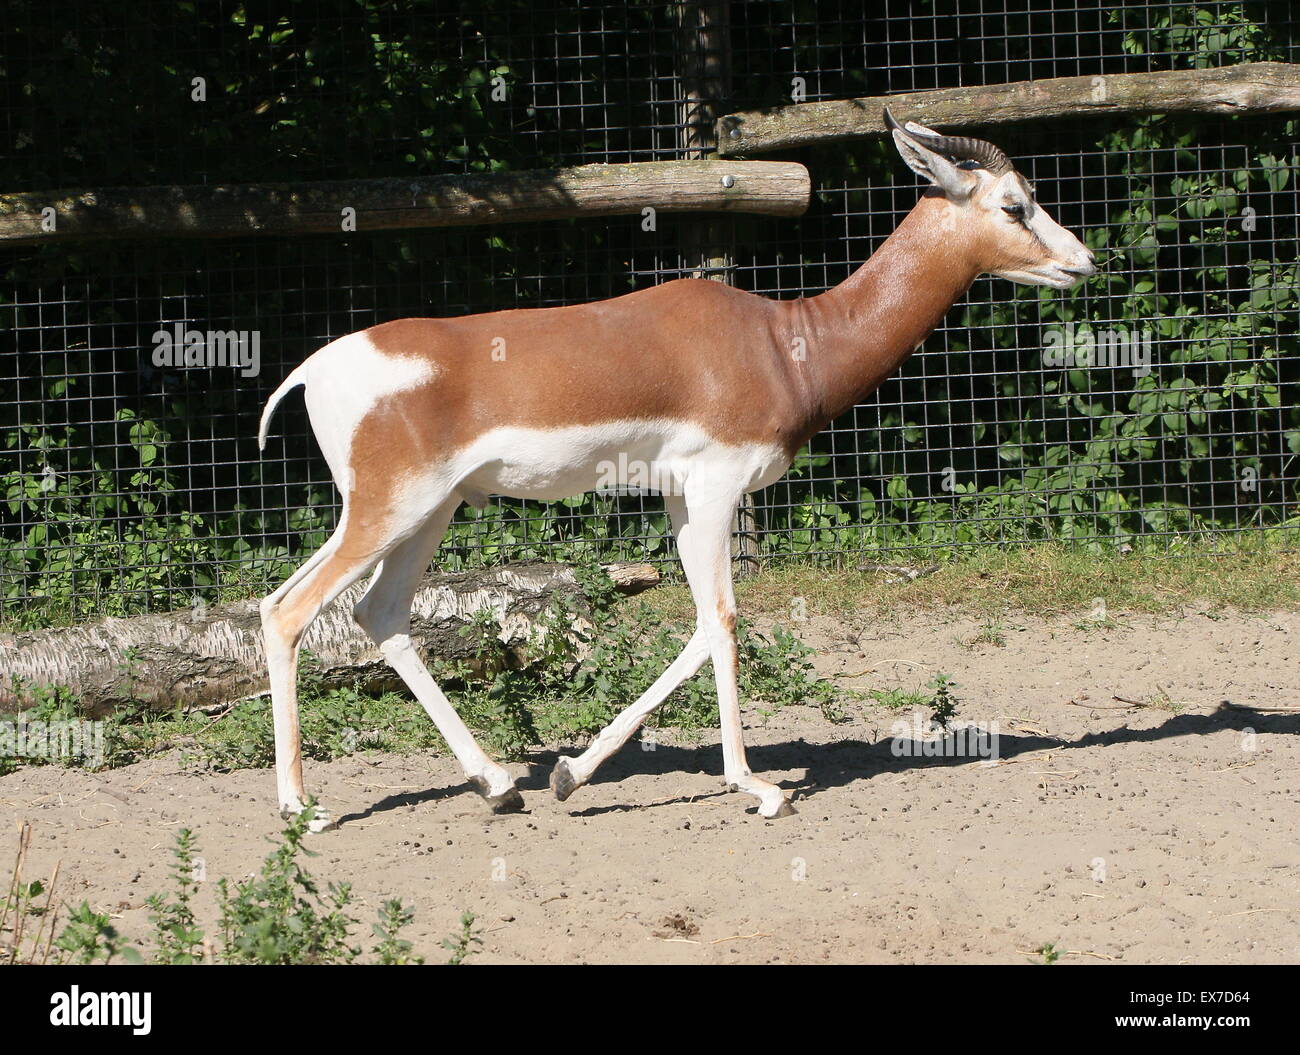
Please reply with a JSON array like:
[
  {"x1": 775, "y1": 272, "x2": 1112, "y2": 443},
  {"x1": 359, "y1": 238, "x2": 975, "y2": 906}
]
[{"x1": 675, "y1": 1, "x2": 759, "y2": 578}]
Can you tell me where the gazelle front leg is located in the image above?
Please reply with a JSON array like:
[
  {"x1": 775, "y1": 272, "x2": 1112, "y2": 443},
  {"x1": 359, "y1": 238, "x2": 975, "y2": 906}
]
[{"x1": 676, "y1": 486, "x2": 795, "y2": 819}]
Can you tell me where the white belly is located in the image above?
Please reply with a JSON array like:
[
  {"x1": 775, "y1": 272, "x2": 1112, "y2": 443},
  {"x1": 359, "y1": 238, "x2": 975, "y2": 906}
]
[{"x1": 451, "y1": 420, "x2": 789, "y2": 502}]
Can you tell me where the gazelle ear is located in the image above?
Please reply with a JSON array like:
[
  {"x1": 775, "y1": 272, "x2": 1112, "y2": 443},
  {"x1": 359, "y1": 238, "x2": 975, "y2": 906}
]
[
  {"x1": 890, "y1": 129, "x2": 978, "y2": 199},
  {"x1": 884, "y1": 108, "x2": 978, "y2": 200}
]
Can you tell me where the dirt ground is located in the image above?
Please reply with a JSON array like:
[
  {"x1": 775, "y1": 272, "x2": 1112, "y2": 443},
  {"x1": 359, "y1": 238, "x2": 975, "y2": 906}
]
[{"x1": 4, "y1": 603, "x2": 1298, "y2": 964}]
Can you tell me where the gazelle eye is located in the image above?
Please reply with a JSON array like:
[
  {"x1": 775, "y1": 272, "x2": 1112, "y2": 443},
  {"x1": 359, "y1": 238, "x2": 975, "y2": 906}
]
[{"x1": 1003, "y1": 203, "x2": 1026, "y2": 222}]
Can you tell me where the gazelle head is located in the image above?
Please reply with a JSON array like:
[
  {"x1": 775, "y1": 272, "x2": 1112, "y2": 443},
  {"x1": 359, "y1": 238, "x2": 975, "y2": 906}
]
[{"x1": 884, "y1": 107, "x2": 1095, "y2": 289}]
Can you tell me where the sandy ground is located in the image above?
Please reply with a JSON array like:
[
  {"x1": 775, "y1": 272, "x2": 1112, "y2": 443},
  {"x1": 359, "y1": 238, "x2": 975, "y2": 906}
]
[{"x1": 3, "y1": 603, "x2": 1298, "y2": 964}]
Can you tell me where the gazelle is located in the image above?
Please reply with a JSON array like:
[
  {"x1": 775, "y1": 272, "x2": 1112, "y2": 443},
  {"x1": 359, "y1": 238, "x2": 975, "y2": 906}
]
[{"x1": 258, "y1": 109, "x2": 1094, "y2": 830}]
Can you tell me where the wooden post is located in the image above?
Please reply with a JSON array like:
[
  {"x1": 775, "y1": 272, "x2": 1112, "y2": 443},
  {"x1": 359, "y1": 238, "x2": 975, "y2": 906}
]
[
  {"x1": 676, "y1": 2, "x2": 759, "y2": 578},
  {"x1": 676, "y1": 1, "x2": 733, "y2": 279}
]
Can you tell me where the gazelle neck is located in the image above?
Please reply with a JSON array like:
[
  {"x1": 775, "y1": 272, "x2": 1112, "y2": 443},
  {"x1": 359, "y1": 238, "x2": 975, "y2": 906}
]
[{"x1": 788, "y1": 193, "x2": 983, "y2": 431}]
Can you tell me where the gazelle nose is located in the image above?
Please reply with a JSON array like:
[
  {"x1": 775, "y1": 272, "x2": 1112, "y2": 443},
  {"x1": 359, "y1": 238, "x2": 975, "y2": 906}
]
[{"x1": 1073, "y1": 249, "x2": 1097, "y2": 276}]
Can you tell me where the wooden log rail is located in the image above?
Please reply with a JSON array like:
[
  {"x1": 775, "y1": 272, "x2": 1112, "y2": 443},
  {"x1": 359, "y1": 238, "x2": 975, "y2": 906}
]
[
  {"x1": 716, "y1": 62, "x2": 1300, "y2": 156},
  {"x1": 0, "y1": 160, "x2": 810, "y2": 245}
]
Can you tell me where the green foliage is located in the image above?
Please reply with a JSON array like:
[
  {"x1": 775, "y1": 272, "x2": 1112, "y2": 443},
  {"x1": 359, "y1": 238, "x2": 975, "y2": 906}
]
[
  {"x1": 739, "y1": 620, "x2": 845, "y2": 722},
  {"x1": 1032, "y1": 941, "x2": 1063, "y2": 965},
  {"x1": 0, "y1": 680, "x2": 152, "y2": 775},
  {"x1": 927, "y1": 674, "x2": 960, "y2": 730},
  {"x1": 0, "y1": 408, "x2": 215, "y2": 622},
  {"x1": 441, "y1": 496, "x2": 674, "y2": 571},
  {"x1": 373, "y1": 899, "x2": 425, "y2": 966},
  {"x1": 32, "y1": 817, "x2": 451, "y2": 965},
  {"x1": 868, "y1": 674, "x2": 961, "y2": 730},
  {"x1": 195, "y1": 696, "x2": 278, "y2": 771},
  {"x1": 52, "y1": 903, "x2": 124, "y2": 965},
  {"x1": 867, "y1": 686, "x2": 930, "y2": 712},
  {"x1": 145, "y1": 828, "x2": 205, "y2": 964},
  {"x1": 213, "y1": 811, "x2": 440, "y2": 964},
  {"x1": 216, "y1": 807, "x2": 359, "y2": 965},
  {"x1": 185, "y1": 654, "x2": 453, "y2": 773},
  {"x1": 440, "y1": 911, "x2": 483, "y2": 966}
]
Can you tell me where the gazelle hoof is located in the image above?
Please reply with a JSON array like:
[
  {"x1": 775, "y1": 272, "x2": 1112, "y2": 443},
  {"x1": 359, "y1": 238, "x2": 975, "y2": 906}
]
[
  {"x1": 488, "y1": 787, "x2": 525, "y2": 813},
  {"x1": 469, "y1": 776, "x2": 525, "y2": 813},
  {"x1": 550, "y1": 757, "x2": 579, "y2": 802},
  {"x1": 307, "y1": 809, "x2": 339, "y2": 833},
  {"x1": 281, "y1": 804, "x2": 337, "y2": 833},
  {"x1": 757, "y1": 795, "x2": 797, "y2": 820}
]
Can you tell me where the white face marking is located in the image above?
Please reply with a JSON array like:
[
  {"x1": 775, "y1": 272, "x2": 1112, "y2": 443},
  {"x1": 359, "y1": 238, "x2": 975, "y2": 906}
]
[{"x1": 984, "y1": 171, "x2": 1095, "y2": 289}]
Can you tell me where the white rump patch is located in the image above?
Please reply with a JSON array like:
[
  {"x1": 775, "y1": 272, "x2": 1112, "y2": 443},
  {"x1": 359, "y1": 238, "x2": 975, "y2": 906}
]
[{"x1": 298, "y1": 331, "x2": 437, "y2": 480}]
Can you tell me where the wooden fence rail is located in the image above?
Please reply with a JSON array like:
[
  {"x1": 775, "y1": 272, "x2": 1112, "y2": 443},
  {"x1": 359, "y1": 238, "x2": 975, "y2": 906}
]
[
  {"x1": 716, "y1": 62, "x2": 1300, "y2": 156},
  {"x1": 0, "y1": 160, "x2": 810, "y2": 244}
]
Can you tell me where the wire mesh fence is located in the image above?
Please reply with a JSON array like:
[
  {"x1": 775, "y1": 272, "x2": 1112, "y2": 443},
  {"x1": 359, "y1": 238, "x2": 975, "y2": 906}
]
[{"x1": 1, "y1": 1, "x2": 1297, "y2": 624}]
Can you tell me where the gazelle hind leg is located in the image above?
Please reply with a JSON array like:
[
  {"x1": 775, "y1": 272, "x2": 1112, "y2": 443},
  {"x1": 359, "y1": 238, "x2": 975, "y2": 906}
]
[
  {"x1": 352, "y1": 497, "x2": 522, "y2": 812},
  {"x1": 551, "y1": 626, "x2": 709, "y2": 800},
  {"x1": 261, "y1": 510, "x2": 392, "y2": 832},
  {"x1": 676, "y1": 484, "x2": 794, "y2": 819}
]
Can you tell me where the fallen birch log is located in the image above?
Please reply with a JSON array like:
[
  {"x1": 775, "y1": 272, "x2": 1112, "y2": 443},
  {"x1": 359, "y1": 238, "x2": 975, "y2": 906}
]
[{"x1": 0, "y1": 562, "x2": 659, "y2": 717}]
